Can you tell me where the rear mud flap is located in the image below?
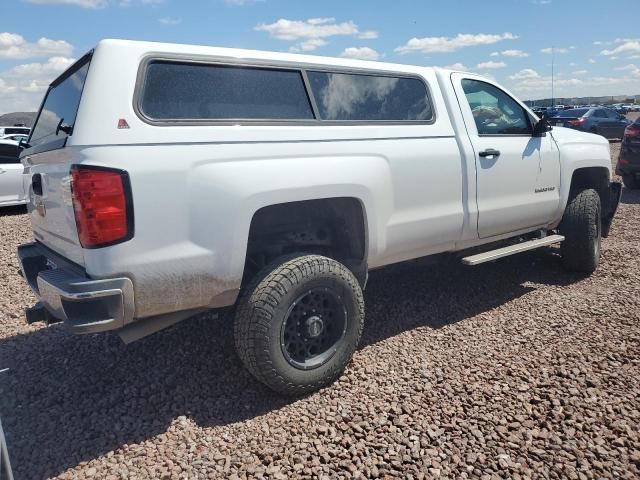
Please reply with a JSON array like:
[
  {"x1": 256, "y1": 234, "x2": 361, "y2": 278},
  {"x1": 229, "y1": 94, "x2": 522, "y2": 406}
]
[{"x1": 602, "y1": 182, "x2": 622, "y2": 238}]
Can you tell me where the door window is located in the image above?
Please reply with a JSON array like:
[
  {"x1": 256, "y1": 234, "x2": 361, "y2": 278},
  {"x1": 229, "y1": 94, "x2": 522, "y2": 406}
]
[
  {"x1": 461, "y1": 79, "x2": 531, "y2": 135},
  {"x1": 306, "y1": 71, "x2": 432, "y2": 121},
  {"x1": 0, "y1": 143, "x2": 20, "y2": 163},
  {"x1": 605, "y1": 109, "x2": 621, "y2": 119},
  {"x1": 593, "y1": 109, "x2": 607, "y2": 118}
]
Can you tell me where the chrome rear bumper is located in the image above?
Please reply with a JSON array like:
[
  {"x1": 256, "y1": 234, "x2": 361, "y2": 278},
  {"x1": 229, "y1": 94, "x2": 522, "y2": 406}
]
[{"x1": 17, "y1": 242, "x2": 134, "y2": 334}]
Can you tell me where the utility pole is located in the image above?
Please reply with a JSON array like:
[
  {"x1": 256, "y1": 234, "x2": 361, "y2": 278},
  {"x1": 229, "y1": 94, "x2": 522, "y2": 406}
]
[{"x1": 551, "y1": 46, "x2": 555, "y2": 109}]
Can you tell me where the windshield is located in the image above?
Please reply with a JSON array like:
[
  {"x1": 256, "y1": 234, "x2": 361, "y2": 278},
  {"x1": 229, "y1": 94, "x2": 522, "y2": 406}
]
[
  {"x1": 556, "y1": 108, "x2": 589, "y2": 117},
  {"x1": 28, "y1": 54, "x2": 91, "y2": 150}
]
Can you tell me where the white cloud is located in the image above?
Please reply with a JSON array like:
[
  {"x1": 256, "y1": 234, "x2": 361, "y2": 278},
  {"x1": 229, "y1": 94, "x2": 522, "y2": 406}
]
[
  {"x1": 159, "y1": 17, "x2": 180, "y2": 24},
  {"x1": 255, "y1": 18, "x2": 377, "y2": 52},
  {"x1": 120, "y1": 0, "x2": 164, "y2": 6},
  {"x1": 589, "y1": 58, "x2": 596, "y2": 64},
  {"x1": 443, "y1": 62, "x2": 467, "y2": 70},
  {"x1": 0, "y1": 32, "x2": 73, "y2": 59},
  {"x1": 340, "y1": 47, "x2": 380, "y2": 61},
  {"x1": 508, "y1": 68, "x2": 540, "y2": 80},
  {"x1": 508, "y1": 71, "x2": 640, "y2": 99},
  {"x1": 27, "y1": 0, "x2": 164, "y2": 7},
  {"x1": 289, "y1": 38, "x2": 327, "y2": 53},
  {"x1": 593, "y1": 41, "x2": 602, "y2": 45},
  {"x1": 357, "y1": 31, "x2": 379, "y2": 40},
  {"x1": 500, "y1": 49, "x2": 529, "y2": 57},
  {"x1": 572, "y1": 70, "x2": 587, "y2": 75},
  {"x1": 256, "y1": 18, "x2": 375, "y2": 41},
  {"x1": 26, "y1": 0, "x2": 107, "y2": 7},
  {"x1": 540, "y1": 47, "x2": 569, "y2": 54},
  {"x1": 224, "y1": 0, "x2": 261, "y2": 4},
  {"x1": 0, "y1": 56, "x2": 76, "y2": 114},
  {"x1": 490, "y1": 49, "x2": 528, "y2": 58},
  {"x1": 601, "y1": 41, "x2": 640, "y2": 56},
  {"x1": 477, "y1": 60, "x2": 506, "y2": 69},
  {"x1": 615, "y1": 63, "x2": 638, "y2": 71},
  {"x1": 395, "y1": 32, "x2": 517, "y2": 54}
]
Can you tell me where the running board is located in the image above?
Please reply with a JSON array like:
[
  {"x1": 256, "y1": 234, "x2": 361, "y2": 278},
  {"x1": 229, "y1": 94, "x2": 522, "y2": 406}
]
[{"x1": 462, "y1": 234, "x2": 565, "y2": 266}]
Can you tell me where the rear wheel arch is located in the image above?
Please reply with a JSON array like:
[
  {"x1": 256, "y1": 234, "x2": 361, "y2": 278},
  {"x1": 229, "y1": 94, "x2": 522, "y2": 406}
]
[{"x1": 242, "y1": 197, "x2": 369, "y2": 289}]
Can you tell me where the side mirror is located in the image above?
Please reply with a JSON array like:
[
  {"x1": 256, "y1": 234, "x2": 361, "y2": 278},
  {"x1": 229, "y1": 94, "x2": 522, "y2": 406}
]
[{"x1": 533, "y1": 118, "x2": 552, "y2": 137}]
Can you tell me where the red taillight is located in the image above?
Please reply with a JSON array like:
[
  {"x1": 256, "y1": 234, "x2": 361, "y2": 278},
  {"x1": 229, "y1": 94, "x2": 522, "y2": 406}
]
[
  {"x1": 624, "y1": 126, "x2": 640, "y2": 138},
  {"x1": 70, "y1": 165, "x2": 133, "y2": 248},
  {"x1": 568, "y1": 118, "x2": 585, "y2": 127},
  {"x1": 618, "y1": 156, "x2": 629, "y2": 166}
]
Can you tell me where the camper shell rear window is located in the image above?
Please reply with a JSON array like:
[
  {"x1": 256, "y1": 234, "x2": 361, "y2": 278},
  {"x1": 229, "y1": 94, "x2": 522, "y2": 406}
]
[
  {"x1": 136, "y1": 58, "x2": 434, "y2": 125},
  {"x1": 28, "y1": 52, "x2": 92, "y2": 154}
]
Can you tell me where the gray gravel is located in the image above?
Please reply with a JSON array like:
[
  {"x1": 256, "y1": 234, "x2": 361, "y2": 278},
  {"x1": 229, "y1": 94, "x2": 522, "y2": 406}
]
[{"x1": 1, "y1": 141, "x2": 639, "y2": 479}]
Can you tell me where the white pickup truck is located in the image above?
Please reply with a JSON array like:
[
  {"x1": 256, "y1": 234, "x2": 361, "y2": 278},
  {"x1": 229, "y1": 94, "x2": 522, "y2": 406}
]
[{"x1": 18, "y1": 40, "x2": 621, "y2": 394}]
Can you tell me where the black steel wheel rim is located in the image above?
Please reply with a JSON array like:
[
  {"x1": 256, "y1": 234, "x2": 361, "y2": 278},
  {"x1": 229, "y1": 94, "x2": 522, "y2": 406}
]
[{"x1": 280, "y1": 287, "x2": 348, "y2": 370}]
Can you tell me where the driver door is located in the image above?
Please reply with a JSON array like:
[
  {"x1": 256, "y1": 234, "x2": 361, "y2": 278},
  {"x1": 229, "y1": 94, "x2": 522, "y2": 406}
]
[{"x1": 451, "y1": 74, "x2": 560, "y2": 239}]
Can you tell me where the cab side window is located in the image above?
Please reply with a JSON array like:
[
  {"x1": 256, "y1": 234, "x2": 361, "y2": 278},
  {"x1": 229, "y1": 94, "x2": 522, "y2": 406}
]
[
  {"x1": 594, "y1": 109, "x2": 607, "y2": 118},
  {"x1": 461, "y1": 79, "x2": 531, "y2": 135}
]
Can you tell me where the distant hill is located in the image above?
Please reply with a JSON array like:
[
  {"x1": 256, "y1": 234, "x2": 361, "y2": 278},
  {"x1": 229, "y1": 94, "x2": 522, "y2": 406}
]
[
  {"x1": 525, "y1": 94, "x2": 640, "y2": 107},
  {"x1": 0, "y1": 112, "x2": 37, "y2": 128}
]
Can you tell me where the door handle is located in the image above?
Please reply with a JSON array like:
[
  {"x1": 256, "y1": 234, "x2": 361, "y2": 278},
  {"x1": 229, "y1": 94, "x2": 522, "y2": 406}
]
[{"x1": 479, "y1": 148, "x2": 501, "y2": 158}]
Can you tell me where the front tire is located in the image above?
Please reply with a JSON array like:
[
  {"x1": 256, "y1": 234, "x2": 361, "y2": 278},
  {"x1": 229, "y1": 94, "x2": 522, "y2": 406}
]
[
  {"x1": 234, "y1": 254, "x2": 365, "y2": 395},
  {"x1": 622, "y1": 174, "x2": 640, "y2": 190},
  {"x1": 559, "y1": 188, "x2": 602, "y2": 273}
]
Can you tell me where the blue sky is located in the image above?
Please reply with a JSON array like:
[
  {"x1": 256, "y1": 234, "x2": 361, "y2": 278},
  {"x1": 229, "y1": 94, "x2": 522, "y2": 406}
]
[{"x1": 1, "y1": 0, "x2": 639, "y2": 114}]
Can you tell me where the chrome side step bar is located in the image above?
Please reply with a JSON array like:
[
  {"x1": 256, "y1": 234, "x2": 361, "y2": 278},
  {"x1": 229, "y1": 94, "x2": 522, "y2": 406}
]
[{"x1": 462, "y1": 234, "x2": 565, "y2": 266}]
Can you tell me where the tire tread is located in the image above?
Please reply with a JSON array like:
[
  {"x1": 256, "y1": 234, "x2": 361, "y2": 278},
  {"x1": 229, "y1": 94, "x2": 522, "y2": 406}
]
[
  {"x1": 560, "y1": 188, "x2": 601, "y2": 273},
  {"x1": 233, "y1": 254, "x2": 365, "y2": 395}
]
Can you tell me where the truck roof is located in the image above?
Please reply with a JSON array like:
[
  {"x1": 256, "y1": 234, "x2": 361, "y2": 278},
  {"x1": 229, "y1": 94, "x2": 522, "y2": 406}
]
[{"x1": 94, "y1": 38, "x2": 452, "y2": 76}]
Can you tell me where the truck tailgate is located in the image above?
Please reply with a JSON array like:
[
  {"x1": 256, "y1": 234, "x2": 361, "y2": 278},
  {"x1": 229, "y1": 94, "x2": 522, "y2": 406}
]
[{"x1": 24, "y1": 148, "x2": 85, "y2": 266}]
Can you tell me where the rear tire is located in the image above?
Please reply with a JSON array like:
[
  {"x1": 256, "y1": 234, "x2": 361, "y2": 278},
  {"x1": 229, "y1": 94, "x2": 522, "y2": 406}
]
[
  {"x1": 559, "y1": 189, "x2": 602, "y2": 273},
  {"x1": 234, "y1": 254, "x2": 365, "y2": 395},
  {"x1": 622, "y1": 174, "x2": 640, "y2": 190}
]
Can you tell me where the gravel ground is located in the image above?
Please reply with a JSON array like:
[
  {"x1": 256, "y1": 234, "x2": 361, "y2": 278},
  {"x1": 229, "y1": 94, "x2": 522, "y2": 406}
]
[{"x1": 1, "y1": 138, "x2": 639, "y2": 479}]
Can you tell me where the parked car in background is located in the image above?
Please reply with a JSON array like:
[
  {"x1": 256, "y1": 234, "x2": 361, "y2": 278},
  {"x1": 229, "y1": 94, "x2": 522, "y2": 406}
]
[
  {"x1": 0, "y1": 125, "x2": 30, "y2": 137},
  {"x1": 611, "y1": 104, "x2": 629, "y2": 115},
  {"x1": 616, "y1": 116, "x2": 640, "y2": 189},
  {"x1": 549, "y1": 107, "x2": 630, "y2": 139},
  {"x1": 1, "y1": 134, "x2": 29, "y2": 143},
  {"x1": 0, "y1": 139, "x2": 26, "y2": 207},
  {"x1": 540, "y1": 107, "x2": 561, "y2": 119}
]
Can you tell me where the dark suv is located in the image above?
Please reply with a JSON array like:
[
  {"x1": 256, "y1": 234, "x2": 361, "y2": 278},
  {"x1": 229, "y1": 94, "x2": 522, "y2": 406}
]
[{"x1": 616, "y1": 117, "x2": 640, "y2": 189}]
